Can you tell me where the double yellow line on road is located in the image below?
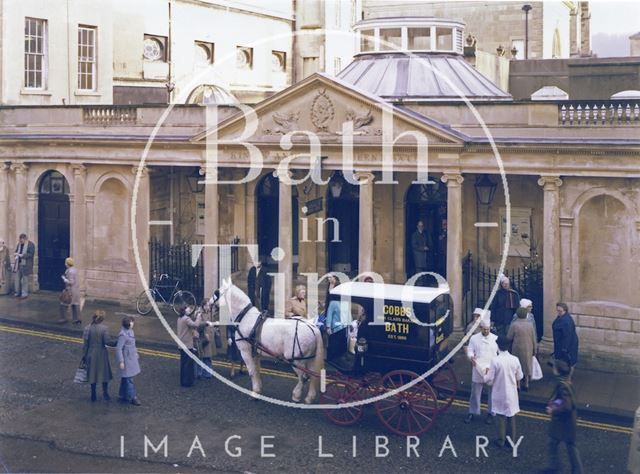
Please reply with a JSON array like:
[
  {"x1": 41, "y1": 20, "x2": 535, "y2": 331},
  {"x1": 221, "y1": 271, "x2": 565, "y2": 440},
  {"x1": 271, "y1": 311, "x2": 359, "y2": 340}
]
[{"x1": 0, "y1": 323, "x2": 632, "y2": 435}]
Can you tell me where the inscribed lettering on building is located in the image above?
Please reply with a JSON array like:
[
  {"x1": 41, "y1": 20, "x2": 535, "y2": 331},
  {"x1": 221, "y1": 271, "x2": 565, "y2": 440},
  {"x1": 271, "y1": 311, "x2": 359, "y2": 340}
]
[{"x1": 499, "y1": 207, "x2": 531, "y2": 257}]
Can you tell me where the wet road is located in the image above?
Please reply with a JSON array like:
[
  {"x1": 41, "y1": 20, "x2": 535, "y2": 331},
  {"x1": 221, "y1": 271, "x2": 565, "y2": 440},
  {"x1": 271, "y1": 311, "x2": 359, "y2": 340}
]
[{"x1": 0, "y1": 323, "x2": 631, "y2": 473}]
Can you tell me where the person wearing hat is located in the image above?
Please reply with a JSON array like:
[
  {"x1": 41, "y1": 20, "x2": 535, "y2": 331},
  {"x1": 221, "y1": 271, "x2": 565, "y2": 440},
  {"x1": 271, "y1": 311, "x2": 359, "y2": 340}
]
[
  {"x1": 512, "y1": 298, "x2": 538, "y2": 342},
  {"x1": 490, "y1": 276, "x2": 520, "y2": 337},
  {"x1": 465, "y1": 311, "x2": 498, "y2": 424},
  {"x1": 544, "y1": 358, "x2": 584, "y2": 474},
  {"x1": 507, "y1": 307, "x2": 537, "y2": 391},
  {"x1": 465, "y1": 308, "x2": 485, "y2": 337},
  {"x1": 58, "y1": 257, "x2": 81, "y2": 325}
]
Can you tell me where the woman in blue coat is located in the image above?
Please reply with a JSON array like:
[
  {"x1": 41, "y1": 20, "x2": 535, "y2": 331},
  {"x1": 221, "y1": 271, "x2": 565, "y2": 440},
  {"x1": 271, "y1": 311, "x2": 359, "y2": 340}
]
[{"x1": 115, "y1": 317, "x2": 141, "y2": 406}]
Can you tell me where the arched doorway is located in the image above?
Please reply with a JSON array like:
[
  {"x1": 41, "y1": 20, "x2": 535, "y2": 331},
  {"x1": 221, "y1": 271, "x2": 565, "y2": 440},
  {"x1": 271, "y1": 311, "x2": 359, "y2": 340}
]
[
  {"x1": 405, "y1": 180, "x2": 447, "y2": 279},
  {"x1": 256, "y1": 173, "x2": 298, "y2": 265},
  {"x1": 326, "y1": 171, "x2": 359, "y2": 275},
  {"x1": 38, "y1": 171, "x2": 70, "y2": 291}
]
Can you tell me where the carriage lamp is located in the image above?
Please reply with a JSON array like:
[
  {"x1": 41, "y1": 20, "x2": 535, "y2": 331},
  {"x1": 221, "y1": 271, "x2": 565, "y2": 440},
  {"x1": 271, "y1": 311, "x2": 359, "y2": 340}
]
[{"x1": 356, "y1": 337, "x2": 368, "y2": 353}]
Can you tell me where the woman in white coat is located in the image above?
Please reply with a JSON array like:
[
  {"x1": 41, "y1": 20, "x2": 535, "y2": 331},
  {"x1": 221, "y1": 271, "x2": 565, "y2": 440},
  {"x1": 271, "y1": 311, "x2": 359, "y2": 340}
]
[
  {"x1": 483, "y1": 335, "x2": 524, "y2": 448},
  {"x1": 465, "y1": 314, "x2": 498, "y2": 424}
]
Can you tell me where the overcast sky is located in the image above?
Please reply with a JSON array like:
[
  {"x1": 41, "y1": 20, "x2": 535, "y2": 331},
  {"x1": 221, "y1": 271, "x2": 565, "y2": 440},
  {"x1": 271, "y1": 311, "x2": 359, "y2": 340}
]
[{"x1": 590, "y1": 0, "x2": 640, "y2": 35}]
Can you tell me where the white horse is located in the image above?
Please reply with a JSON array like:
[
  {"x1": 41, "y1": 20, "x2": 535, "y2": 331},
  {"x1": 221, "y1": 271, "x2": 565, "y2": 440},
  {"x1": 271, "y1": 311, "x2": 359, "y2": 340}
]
[{"x1": 213, "y1": 278, "x2": 324, "y2": 404}]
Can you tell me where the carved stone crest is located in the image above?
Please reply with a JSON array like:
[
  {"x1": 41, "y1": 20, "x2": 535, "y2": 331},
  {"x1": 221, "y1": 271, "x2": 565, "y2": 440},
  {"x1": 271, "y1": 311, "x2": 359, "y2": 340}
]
[
  {"x1": 345, "y1": 107, "x2": 373, "y2": 130},
  {"x1": 310, "y1": 89, "x2": 335, "y2": 132},
  {"x1": 263, "y1": 111, "x2": 300, "y2": 135}
]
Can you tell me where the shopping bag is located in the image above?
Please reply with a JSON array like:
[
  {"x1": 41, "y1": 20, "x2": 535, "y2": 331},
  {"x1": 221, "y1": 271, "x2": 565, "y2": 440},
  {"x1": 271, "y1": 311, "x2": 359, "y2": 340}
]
[
  {"x1": 73, "y1": 360, "x2": 88, "y2": 384},
  {"x1": 531, "y1": 356, "x2": 543, "y2": 381}
]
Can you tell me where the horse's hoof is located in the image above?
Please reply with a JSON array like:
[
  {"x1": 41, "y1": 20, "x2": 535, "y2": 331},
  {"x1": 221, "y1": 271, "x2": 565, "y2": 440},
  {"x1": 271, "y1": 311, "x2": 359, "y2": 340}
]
[
  {"x1": 249, "y1": 391, "x2": 260, "y2": 401},
  {"x1": 292, "y1": 396, "x2": 302, "y2": 403}
]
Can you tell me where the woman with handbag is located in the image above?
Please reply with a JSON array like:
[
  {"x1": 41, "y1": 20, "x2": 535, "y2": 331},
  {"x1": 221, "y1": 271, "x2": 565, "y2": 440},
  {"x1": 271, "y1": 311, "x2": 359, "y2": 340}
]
[
  {"x1": 57, "y1": 257, "x2": 81, "y2": 325},
  {"x1": 82, "y1": 310, "x2": 117, "y2": 401},
  {"x1": 116, "y1": 317, "x2": 141, "y2": 406}
]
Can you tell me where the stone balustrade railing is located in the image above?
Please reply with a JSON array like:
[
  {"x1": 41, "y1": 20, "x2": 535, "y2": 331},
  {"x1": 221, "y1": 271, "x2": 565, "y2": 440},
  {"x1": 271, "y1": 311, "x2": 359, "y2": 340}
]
[
  {"x1": 559, "y1": 101, "x2": 640, "y2": 126},
  {"x1": 83, "y1": 106, "x2": 137, "y2": 125}
]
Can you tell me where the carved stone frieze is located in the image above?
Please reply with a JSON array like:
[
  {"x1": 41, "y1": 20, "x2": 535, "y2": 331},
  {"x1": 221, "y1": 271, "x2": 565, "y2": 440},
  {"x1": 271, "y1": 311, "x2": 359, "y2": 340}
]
[{"x1": 263, "y1": 111, "x2": 300, "y2": 135}]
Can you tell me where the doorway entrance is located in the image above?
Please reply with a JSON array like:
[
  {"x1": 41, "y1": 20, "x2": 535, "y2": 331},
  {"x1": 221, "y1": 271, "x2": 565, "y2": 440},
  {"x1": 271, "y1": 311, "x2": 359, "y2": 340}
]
[
  {"x1": 326, "y1": 171, "x2": 359, "y2": 275},
  {"x1": 38, "y1": 171, "x2": 70, "y2": 291},
  {"x1": 405, "y1": 180, "x2": 447, "y2": 280},
  {"x1": 256, "y1": 173, "x2": 298, "y2": 265}
]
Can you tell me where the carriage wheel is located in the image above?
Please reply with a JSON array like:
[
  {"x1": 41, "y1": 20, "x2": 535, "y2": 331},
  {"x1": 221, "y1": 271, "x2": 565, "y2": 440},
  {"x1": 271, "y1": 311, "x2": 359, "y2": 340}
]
[
  {"x1": 430, "y1": 362, "x2": 458, "y2": 413},
  {"x1": 374, "y1": 370, "x2": 438, "y2": 436},
  {"x1": 321, "y1": 381, "x2": 363, "y2": 427}
]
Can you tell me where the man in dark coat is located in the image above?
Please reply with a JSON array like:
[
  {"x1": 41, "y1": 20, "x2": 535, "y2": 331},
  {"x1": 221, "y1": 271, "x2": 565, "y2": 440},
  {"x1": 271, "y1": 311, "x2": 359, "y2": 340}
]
[
  {"x1": 552, "y1": 302, "x2": 579, "y2": 379},
  {"x1": 411, "y1": 221, "x2": 432, "y2": 285},
  {"x1": 13, "y1": 233, "x2": 35, "y2": 298},
  {"x1": 247, "y1": 259, "x2": 271, "y2": 312},
  {"x1": 544, "y1": 358, "x2": 584, "y2": 474},
  {"x1": 82, "y1": 310, "x2": 118, "y2": 401},
  {"x1": 490, "y1": 277, "x2": 520, "y2": 337}
]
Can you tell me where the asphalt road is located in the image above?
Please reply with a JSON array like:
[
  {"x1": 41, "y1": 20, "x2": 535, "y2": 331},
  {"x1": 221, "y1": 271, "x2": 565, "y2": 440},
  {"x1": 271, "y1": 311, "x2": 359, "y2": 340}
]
[{"x1": 0, "y1": 323, "x2": 632, "y2": 473}]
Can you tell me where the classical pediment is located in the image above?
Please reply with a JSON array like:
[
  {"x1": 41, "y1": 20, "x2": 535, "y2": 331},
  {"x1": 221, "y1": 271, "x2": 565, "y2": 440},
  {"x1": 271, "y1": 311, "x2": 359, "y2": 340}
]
[{"x1": 191, "y1": 73, "x2": 466, "y2": 147}]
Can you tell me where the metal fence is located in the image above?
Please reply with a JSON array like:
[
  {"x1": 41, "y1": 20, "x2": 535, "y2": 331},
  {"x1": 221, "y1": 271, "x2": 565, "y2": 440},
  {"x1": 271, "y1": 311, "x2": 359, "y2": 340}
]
[
  {"x1": 149, "y1": 238, "x2": 240, "y2": 302},
  {"x1": 462, "y1": 252, "x2": 544, "y2": 339}
]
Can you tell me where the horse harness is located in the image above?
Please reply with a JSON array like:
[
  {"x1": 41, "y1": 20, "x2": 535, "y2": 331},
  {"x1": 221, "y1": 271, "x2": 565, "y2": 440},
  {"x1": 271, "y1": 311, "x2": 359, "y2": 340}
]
[{"x1": 233, "y1": 303, "x2": 317, "y2": 363}]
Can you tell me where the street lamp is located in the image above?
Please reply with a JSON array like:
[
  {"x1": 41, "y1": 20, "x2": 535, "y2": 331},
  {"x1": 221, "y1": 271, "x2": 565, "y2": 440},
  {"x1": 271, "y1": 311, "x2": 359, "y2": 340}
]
[
  {"x1": 522, "y1": 4, "x2": 532, "y2": 60},
  {"x1": 186, "y1": 168, "x2": 205, "y2": 193},
  {"x1": 329, "y1": 173, "x2": 344, "y2": 198},
  {"x1": 474, "y1": 174, "x2": 497, "y2": 206}
]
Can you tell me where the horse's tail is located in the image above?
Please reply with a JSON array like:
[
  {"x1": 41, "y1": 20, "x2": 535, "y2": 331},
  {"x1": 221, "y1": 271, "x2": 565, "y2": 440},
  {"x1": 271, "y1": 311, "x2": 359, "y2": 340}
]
[{"x1": 309, "y1": 325, "x2": 325, "y2": 392}]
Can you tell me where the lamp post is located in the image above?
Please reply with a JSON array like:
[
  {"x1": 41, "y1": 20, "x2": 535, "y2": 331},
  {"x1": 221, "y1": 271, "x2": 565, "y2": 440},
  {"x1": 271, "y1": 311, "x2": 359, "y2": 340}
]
[
  {"x1": 474, "y1": 174, "x2": 498, "y2": 263},
  {"x1": 522, "y1": 4, "x2": 532, "y2": 60}
]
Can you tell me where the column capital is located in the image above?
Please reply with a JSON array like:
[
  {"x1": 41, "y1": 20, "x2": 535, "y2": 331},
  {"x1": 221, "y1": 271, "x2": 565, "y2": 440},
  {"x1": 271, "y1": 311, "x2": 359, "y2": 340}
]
[
  {"x1": 537, "y1": 175, "x2": 563, "y2": 190},
  {"x1": 72, "y1": 164, "x2": 87, "y2": 177},
  {"x1": 10, "y1": 162, "x2": 28, "y2": 174},
  {"x1": 274, "y1": 168, "x2": 292, "y2": 181},
  {"x1": 1, "y1": 162, "x2": 10, "y2": 172},
  {"x1": 441, "y1": 173, "x2": 464, "y2": 186},
  {"x1": 354, "y1": 171, "x2": 375, "y2": 184}
]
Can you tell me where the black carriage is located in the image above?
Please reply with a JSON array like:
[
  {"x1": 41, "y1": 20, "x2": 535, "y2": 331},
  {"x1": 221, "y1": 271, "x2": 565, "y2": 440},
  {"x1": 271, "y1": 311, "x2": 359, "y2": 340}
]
[{"x1": 321, "y1": 281, "x2": 458, "y2": 436}]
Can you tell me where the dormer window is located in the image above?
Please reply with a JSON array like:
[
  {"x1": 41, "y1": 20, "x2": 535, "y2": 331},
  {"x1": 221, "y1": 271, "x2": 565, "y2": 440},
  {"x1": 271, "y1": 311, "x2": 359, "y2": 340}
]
[
  {"x1": 379, "y1": 28, "x2": 401, "y2": 51},
  {"x1": 408, "y1": 27, "x2": 430, "y2": 50},
  {"x1": 360, "y1": 29, "x2": 374, "y2": 52}
]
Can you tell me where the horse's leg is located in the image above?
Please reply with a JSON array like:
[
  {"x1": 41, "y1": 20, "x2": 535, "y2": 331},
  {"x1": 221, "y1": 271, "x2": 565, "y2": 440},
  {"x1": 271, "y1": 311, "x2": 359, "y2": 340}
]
[
  {"x1": 291, "y1": 367, "x2": 305, "y2": 402},
  {"x1": 239, "y1": 346, "x2": 262, "y2": 397},
  {"x1": 304, "y1": 361, "x2": 318, "y2": 404}
]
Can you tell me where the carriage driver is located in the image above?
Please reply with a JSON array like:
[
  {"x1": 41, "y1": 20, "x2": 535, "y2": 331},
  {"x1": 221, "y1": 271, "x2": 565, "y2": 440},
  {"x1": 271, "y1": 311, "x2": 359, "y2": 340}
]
[{"x1": 465, "y1": 309, "x2": 498, "y2": 424}]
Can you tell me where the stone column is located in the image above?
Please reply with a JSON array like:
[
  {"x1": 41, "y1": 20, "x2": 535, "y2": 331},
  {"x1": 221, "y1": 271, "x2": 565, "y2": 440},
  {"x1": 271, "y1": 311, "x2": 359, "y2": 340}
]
[
  {"x1": 579, "y1": 2, "x2": 591, "y2": 57},
  {"x1": 202, "y1": 167, "x2": 218, "y2": 299},
  {"x1": 11, "y1": 163, "x2": 28, "y2": 240},
  {"x1": 72, "y1": 165, "x2": 87, "y2": 295},
  {"x1": 0, "y1": 163, "x2": 9, "y2": 242},
  {"x1": 569, "y1": 7, "x2": 579, "y2": 57},
  {"x1": 132, "y1": 166, "x2": 150, "y2": 294},
  {"x1": 538, "y1": 176, "x2": 563, "y2": 344},
  {"x1": 277, "y1": 169, "x2": 293, "y2": 308},
  {"x1": 356, "y1": 172, "x2": 375, "y2": 275},
  {"x1": 442, "y1": 173, "x2": 464, "y2": 331},
  {"x1": 393, "y1": 181, "x2": 405, "y2": 283}
]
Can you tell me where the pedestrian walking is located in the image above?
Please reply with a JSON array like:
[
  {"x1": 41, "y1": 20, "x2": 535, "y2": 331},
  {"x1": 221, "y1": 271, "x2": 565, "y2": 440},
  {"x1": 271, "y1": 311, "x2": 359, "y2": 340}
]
[
  {"x1": 490, "y1": 276, "x2": 520, "y2": 337},
  {"x1": 483, "y1": 335, "x2": 523, "y2": 448},
  {"x1": 177, "y1": 306, "x2": 210, "y2": 387},
  {"x1": 543, "y1": 358, "x2": 584, "y2": 474},
  {"x1": 511, "y1": 298, "x2": 538, "y2": 341},
  {"x1": 0, "y1": 239, "x2": 11, "y2": 295},
  {"x1": 82, "y1": 310, "x2": 117, "y2": 402},
  {"x1": 465, "y1": 313, "x2": 498, "y2": 425},
  {"x1": 12, "y1": 233, "x2": 35, "y2": 298},
  {"x1": 552, "y1": 302, "x2": 579, "y2": 380},
  {"x1": 115, "y1": 317, "x2": 141, "y2": 406},
  {"x1": 57, "y1": 257, "x2": 82, "y2": 325},
  {"x1": 507, "y1": 307, "x2": 537, "y2": 391}
]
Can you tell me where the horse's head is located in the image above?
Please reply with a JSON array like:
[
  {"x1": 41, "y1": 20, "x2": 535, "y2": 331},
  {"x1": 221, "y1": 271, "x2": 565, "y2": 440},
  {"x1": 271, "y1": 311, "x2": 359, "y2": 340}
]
[{"x1": 211, "y1": 277, "x2": 251, "y2": 318}]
